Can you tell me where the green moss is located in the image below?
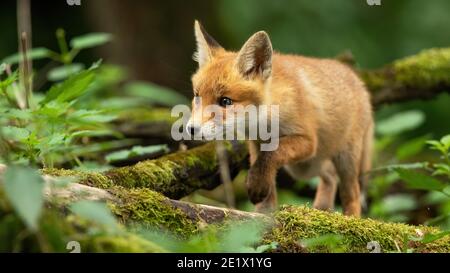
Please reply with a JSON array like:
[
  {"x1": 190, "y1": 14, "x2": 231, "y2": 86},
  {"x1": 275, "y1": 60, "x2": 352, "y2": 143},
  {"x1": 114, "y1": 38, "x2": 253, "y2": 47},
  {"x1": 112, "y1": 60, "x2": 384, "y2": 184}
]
[
  {"x1": 109, "y1": 187, "x2": 198, "y2": 237},
  {"x1": 42, "y1": 168, "x2": 113, "y2": 189},
  {"x1": 393, "y1": 48, "x2": 450, "y2": 89},
  {"x1": 103, "y1": 141, "x2": 246, "y2": 198},
  {"x1": 265, "y1": 206, "x2": 450, "y2": 253},
  {"x1": 359, "y1": 70, "x2": 388, "y2": 92},
  {"x1": 0, "y1": 186, "x2": 170, "y2": 253},
  {"x1": 42, "y1": 141, "x2": 247, "y2": 199}
]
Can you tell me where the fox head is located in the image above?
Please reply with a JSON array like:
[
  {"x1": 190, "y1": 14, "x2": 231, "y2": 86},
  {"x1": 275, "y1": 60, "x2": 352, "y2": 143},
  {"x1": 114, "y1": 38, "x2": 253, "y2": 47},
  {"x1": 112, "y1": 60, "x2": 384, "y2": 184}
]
[{"x1": 187, "y1": 21, "x2": 274, "y2": 140}]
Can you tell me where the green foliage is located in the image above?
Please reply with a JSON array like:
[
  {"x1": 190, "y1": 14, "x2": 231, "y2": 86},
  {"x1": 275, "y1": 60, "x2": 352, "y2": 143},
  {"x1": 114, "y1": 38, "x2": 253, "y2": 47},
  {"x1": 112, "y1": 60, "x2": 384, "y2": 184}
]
[
  {"x1": 370, "y1": 194, "x2": 417, "y2": 223},
  {"x1": 0, "y1": 30, "x2": 144, "y2": 168},
  {"x1": 396, "y1": 135, "x2": 429, "y2": 160},
  {"x1": 105, "y1": 144, "x2": 169, "y2": 163},
  {"x1": 376, "y1": 110, "x2": 425, "y2": 136},
  {"x1": 2, "y1": 48, "x2": 52, "y2": 64},
  {"x1": 138, "y1": 219, "x2": 273, "y2": 253},
  {"x1": 70, "y1": 200, "x2": 118, "y2": 230},
  {"x1": 395, "y1": 169, "x2": 446, "y2": 192},
  {"x1": 41, "y1": 68, "x2": 96, "y2": 105},
  {"x1": 124, "y1": 81, "x2": 189, "y2": 107},
  {"x1": 0, "y1": 68, "x2": 117, "y2": 167},
  {"x1": 47, "y1": 63, "x2": 85, "y2": 82},
  {"x1": 379, "y1": 134, "x2": 450, "y2": 239},
  {"x1": 300, "y1": 234, "x2": 344, "y2": 253},
  {"x1": 2, "y1": 166, "x2": 44, "y2": 231},
  {"x1": 70, "y1": 33, "x2": 113, "y2": 50}
]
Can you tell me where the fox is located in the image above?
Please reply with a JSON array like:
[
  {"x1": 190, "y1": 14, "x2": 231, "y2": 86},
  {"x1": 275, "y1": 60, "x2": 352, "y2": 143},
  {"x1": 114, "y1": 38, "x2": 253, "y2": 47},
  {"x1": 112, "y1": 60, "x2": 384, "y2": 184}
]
[{"x1": 187, "y1": 21, "x2": 373, "y2": 216}]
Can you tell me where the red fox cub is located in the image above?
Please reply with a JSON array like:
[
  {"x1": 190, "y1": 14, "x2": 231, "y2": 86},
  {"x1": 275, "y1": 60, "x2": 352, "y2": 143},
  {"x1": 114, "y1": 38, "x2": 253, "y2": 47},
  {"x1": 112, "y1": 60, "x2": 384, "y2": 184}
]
[{"x1": 188, "y1": 21, "x2": 373, "y2": 216}]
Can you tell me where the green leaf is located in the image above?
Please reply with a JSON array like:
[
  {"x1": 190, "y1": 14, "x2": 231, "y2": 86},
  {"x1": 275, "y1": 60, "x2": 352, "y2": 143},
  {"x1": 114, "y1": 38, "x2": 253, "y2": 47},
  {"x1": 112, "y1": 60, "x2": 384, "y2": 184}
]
[
  {"x1": 421, "y1": 231, "x2": 450, "y2": 244},
  {"x1": 395, "y1": 168, "x2": 446, "y2": 191},
  {"x1": 396, "y1": 135, "x2": 428, "y2": 160},
  {"x1": 70, "y1": 33, "x2": 113, "y2": 50},
  {"x1": 422, "y1": 191, "x2": 449, "y2": 205},
  {"x1": 41, "y1": 69, "x2": 96, "y2": 105},
  {"x1": 124, "y1": 81, "x2": 189, "y2": 106},
  {"x1": 255, "y1": 242, "x2": 278, "y2": 253},
  {"x1": 2, "y1": 48, "x2": 52, "y2": 64},
  {"x1": 426, "y1": 140, "x2": 443, "y2": 149},
  {"x1": 2, "y1": 126, "x2": 30, "y2": 141},
  {"x1": 0, "y1": 63, "x2": 5, "y2": 75},
  {"x1": 301, "y1": 234, "x2": 344, "y2": 251},
  {"x1": 376, "y1": 110, "x2": 425, "y2": 136},
  {"x1": 0, "y1": 70, "x2": 18, "y2": 89},
  {"x1": 219, "y1": 220, "x2": 267, "y2": 252},
  {"x1": 105, "y1": 144, "x2": 169, "y2": 163},
  {"x1": 69, "y1": 130, "x2": 117, "y2": 140},
  {"x1": 441, "y1": 135, "x2": 450, "y2": 149},
  {"x1": 379, "y1": 194, "x2": 417, "y2": 214},
  {"x1": 3, "y1": 166, "x2": 45, "y2": 231},
  {"x1": 0, "y1": 109, "x2": 32, "y2": 120},
  {"x1": 443, "y1": 186, "x2": 450, "y2": 196},
  {"x1": 70, "y1": 201, "x2": 117, "y2": 228},
  {"x1": 67, "y1": 109, "x2": 116, "y2": 123},
  {"x1": 47, "y1": 63, "x2": 85, "y2": 81},
  {"x1": 432, "y1": 163, "x2": 450, "y2": 177}
]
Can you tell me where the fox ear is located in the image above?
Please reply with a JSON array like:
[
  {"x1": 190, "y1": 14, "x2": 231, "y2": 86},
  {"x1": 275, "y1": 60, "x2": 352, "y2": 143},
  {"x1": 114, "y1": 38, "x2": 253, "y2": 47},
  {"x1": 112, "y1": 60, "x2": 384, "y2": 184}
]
[
  {"x1": 236, "y1": 31, "x2": 273, "y2": 80},
  {"x1": 194, "y1": 20, "x2": 222, "y2": 67}
]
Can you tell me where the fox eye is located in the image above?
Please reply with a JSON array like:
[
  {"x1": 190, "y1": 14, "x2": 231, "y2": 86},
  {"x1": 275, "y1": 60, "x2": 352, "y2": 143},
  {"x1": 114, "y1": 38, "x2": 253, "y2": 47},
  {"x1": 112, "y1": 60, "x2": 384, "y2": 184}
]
[{"x1": 219, "y1": 97, "x2": 233, "y2": 107}]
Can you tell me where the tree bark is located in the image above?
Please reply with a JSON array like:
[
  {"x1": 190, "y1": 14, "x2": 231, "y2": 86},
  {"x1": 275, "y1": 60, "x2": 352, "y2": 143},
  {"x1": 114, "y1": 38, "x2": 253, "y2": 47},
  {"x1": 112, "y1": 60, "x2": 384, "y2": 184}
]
[
  {"x1": 360, "y1": 48, "x2": 450, "y2": 107},
  {"x1": 2, "y1": 176, "x2": 449, "y2": 253},
  {"x1": 43, "y1": 141, "x2": 249, "y2": 200}
]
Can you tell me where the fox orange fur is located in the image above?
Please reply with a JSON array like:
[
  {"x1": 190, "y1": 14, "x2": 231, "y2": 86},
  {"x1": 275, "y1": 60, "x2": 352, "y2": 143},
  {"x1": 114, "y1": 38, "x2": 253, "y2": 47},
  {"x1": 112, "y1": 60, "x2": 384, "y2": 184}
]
[{"x1": 188, "y1": 21, "x2": 373, "y2": 216}]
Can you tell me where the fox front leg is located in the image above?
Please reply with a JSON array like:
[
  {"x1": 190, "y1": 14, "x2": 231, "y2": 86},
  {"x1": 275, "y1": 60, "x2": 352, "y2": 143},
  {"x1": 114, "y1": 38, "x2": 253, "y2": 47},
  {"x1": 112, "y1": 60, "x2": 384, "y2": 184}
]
[{"x1": 246, "y1": 134, "x2": 317, "y2": 212}]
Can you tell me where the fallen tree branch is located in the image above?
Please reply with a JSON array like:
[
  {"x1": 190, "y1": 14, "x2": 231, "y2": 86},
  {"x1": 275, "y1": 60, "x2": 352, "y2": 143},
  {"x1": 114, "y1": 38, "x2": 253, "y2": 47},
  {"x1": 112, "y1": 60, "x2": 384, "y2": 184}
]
[
  {"x1": 49, "y1": 182, "x2": 450, "y2": 253},
  {"x1": 43, "y1": 141, "x2": 249, "y2": 200},
  {"x1": 360, "y1": 48, "x2": 450, "y2": 106},
  {"x1": 2, "y1": 176, "x2": 449, "y2": 253}
]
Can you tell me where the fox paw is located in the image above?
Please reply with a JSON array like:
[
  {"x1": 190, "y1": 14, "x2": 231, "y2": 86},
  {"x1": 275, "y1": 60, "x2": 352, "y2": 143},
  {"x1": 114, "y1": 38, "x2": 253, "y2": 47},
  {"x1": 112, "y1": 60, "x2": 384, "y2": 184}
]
[{"x1": 246, "y1": 168, "x2": 271, "y2": 204}]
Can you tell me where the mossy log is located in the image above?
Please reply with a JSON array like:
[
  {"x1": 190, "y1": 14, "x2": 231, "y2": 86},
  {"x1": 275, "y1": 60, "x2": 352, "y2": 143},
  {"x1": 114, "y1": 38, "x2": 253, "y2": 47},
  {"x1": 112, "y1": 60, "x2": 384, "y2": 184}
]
[
  {"x1": 2, "y1": 178, "x2": 450, "y2": 253},
  {"x1": 360, "y1": 48, "x2": 450, "y2": 106},
  {"x1": 84, "y1": 185, "x2": 450, "y2": 253},
  {"x1": 53, "y1": 183, "x2": 450, "y2": 253},
  {"x1": 43, "y1": 141, "x2": 249, "y2": 200}
]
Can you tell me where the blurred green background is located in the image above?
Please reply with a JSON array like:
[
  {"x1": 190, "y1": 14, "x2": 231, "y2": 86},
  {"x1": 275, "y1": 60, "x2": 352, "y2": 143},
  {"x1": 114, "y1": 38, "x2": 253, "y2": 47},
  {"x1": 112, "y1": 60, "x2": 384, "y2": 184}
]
[
  {"x1": 1, "y1": 0, "x2": 449, "y2": 133},
  {"x1": 1, "y1": 0, "x2": 450, "y2": 227}
]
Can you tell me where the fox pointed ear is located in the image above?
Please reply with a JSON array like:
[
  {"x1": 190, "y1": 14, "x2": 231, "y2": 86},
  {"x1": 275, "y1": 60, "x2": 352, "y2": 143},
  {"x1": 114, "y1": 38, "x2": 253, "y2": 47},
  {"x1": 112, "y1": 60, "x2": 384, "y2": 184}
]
[
  {"x1": 236, "y1": 31, "x2": 273, "y2": 80},
  {"x1": 194, "y1": 20, "x2": 222, "y2": 67}
]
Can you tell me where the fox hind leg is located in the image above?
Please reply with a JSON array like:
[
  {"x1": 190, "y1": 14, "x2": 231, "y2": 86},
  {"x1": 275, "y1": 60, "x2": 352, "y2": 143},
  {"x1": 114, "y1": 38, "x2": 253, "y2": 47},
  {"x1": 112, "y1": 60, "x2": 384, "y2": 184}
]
[
  {"x1": 333, "y1": 144, "x2": 363, "y2": 217},
  {"x1": 313, "y1": 160, "x2": 338, "y2": 211}
]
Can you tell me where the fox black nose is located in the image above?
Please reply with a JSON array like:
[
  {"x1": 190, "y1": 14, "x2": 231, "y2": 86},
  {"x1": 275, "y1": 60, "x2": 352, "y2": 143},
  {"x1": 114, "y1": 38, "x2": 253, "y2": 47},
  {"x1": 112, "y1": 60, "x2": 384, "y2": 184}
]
[{"x1": 187, "y1": 125, "x2": 200, "y2": 136}]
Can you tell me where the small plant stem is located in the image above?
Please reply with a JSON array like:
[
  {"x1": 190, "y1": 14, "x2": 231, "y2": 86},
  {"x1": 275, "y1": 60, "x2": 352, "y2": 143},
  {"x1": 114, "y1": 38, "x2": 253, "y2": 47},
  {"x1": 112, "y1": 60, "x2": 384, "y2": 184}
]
[
  {"x1": 20, "y1": 32, "x2": 33, "y2": 109},
  {"x1": 17, "y1": 0, "x2": 33, "y2": 109},
  {"x1": 216, "y1": 141, "x2": 236, "y2": 208},
  {"x1": 56, "y1": 29, "x2": 71, "y2": 64}
]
